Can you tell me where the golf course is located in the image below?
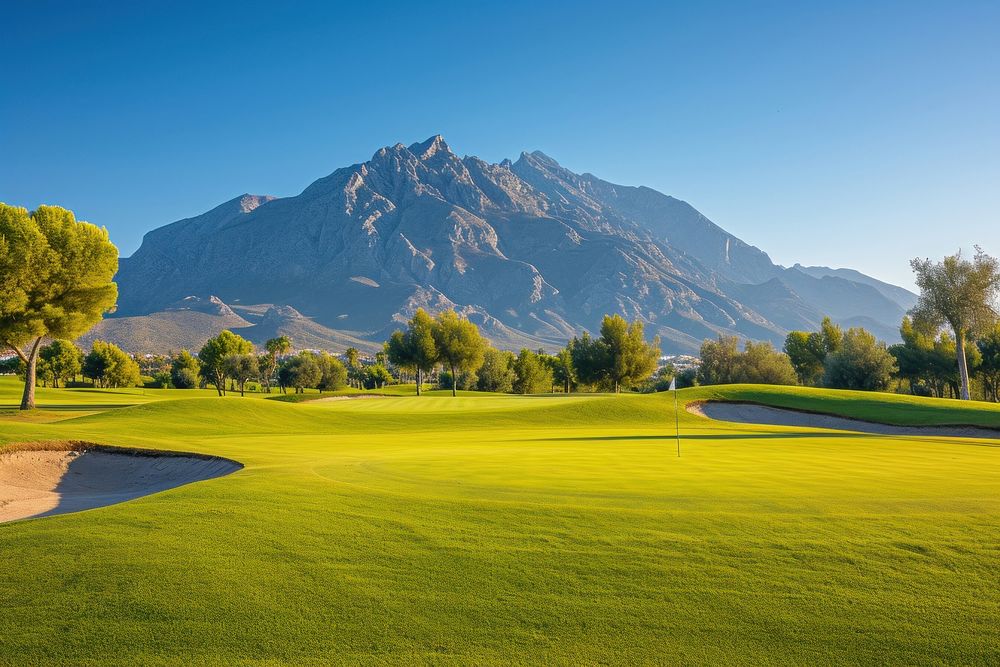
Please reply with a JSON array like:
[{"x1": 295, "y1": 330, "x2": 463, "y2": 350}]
[{"x1": 2, "y1": 376, "x2": 999, "y2": 665}]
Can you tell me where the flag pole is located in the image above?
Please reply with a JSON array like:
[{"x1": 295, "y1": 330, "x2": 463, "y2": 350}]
[
  {"x1": 674, "y1": 386, "x2": 680, "y2": 457},
  {"x1": 669, "y1": 377, "x2": 680, "y2": 457}
]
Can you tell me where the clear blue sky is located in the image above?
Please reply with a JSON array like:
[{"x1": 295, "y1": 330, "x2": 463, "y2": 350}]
[{"x1": 2, "y1": 1, "x2": 998, "y2": 289}]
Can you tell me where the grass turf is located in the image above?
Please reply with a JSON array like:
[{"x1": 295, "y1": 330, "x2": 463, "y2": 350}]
[{"x1": 1, "y1": 376, "x2": 999, "y2": 665}]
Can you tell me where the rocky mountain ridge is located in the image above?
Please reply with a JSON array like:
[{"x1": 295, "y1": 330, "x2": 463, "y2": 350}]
[{"x1": 106, "y1": 136, "x2": 915, "y2": 354}]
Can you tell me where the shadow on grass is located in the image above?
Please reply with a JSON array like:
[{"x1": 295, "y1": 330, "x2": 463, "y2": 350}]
[
  {"x1": 532, "y1": 433, "x2": 1000, "y2": 447},
  {"x1": 0, "y1": 403, "x2": 138, "y2": 411}
]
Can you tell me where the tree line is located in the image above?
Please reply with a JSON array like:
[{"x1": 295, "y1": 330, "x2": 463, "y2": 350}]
[
  {"x1": 385, "y1": 309, "x2": 661, "y2": 396},
  {"x1": 5, "y1": 202, "x2": 998, "y2": 405},
  {"x1": 695, "y1": 249, "x2": 1000, "y2": 402}
]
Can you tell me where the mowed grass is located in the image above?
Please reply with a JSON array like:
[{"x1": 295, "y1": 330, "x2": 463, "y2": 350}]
[{"x1": 1, "y1": 377, "x2": 999, "y2": 665}]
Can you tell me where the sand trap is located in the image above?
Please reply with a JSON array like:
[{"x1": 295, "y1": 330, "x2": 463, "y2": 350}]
[
  {"x1": 0, "y1": 445, "x2": 242, "y2": 523},
  {"x1": 687, "y1": 401, "x2": 1000, "y2": 440}
]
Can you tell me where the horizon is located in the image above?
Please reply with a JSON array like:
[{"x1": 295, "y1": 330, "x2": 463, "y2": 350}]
[{"x1": 3, "y1": 1, "x2": 999, "y2": 291}]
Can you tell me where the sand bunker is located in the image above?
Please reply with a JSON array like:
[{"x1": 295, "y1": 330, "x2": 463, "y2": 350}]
[
  {"x1": 0, "y1": 445, "x2": 242, "y2": 523},
  {"x1": 688, "y1": 401, "x2": 1000, "y2": 440}
]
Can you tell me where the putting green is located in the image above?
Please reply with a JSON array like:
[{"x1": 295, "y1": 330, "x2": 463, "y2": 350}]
[{"x1": 1, "y1": 377, "x2": 999, "y2": 665}]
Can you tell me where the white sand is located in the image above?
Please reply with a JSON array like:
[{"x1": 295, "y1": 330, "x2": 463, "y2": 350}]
[
  {"x1": 0, "y1": 448, "x2": 241, "y2": 523},
  {"x1": 687, "y1": 401, "x2": 1000, "y2": 440}
]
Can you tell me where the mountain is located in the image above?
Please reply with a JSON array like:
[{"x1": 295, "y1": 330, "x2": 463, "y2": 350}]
[
  {"x1": 105, "y1": 136, "x2": 916, "y2": 354},
  {"x1": 789, "y1": 264, "x2": 919, "y2": 311}
]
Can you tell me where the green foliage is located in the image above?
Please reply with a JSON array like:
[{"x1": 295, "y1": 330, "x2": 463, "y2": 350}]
[
  {"x1": 890, "y1": 317, "x2": 982, "y2": 398},
  {"x1": 976, "y1": 322, "x2": 1000, "y2": 402},
  {"x1": 432, "y1": 310, "x2": 487, "y2": 397},
  {"x1": 150, "y1": 371, "x2": 174, "y2": 389},
  {"x1": 198, "y1": 330, "x2": 254, "y2": 396},
  {"x1": 822, "y1": 327, "x2": 898, "y2": 391},
  {"x1": 0, "y1": 203, "x2": 118, "y2": 408},
  {"x1": 38, "y1": 340, "x2": 83, "y2": 388},
  {"x1": 783, "y1": 317, "x2": 842, "y2": 386},
  {"x1": 170, "y1": 350, "x2": 201, "y2": 389},
  {"x1": 565, "y1": 317, "x2": 660, "y2": 393},
  {"x1": 386, "y1": 309, "x2": 439, "y2": 395},
  {"x1": 223, "y1": 354, "x2": 260, "y2": 396},
  {"x1": 476, "y1": 348, "x2": 516, "y2": 393},
  {"x1": 82, "y1": 340, "x2": 141, "y2": 388},
  {"x1": 364, "y1": 364, "x2": 394, "y2": 389},
  {"x1": 259, "y1": 336, "x2": 291, "y2": 393},
  {"x1": 550, "y1": 347, "x2": 576, "y2": 393},
  {"x1": 598, "y1": 315, "x2": 661, "y2": 393},
  {"x1": 438, "y1": 369, "x2": 478, "y2": 391},
  {"x1": 0, "y1": 356, "x2": 18, "y2": 375},
  {"x1": 512, "y1": 348, "x2": 554, "y2": 394},
  {"x1": 316, "y1": 353, "x2": 348, "y2": 392},
  {"x1": 569, "y1": 332, "x2": 609, "y2": 389},
  {"x1": 278, "y1": 352, "x2": 323, "y2": 393},
  {"x1": 697, "y1": 335, "x2": 741, "y2": 385},
  {"x1": 784, "y1": 331, "x2": 822, "y2": 385},
  {"x1": 700, "y1": 335, "x2": 797, "y2": 386},
  {"x1": 911, "y1": 247, "x2": 1000, "y2": 399},
  {"x1": 737, "y1": 341, "x2": 799, "y2": 385}
]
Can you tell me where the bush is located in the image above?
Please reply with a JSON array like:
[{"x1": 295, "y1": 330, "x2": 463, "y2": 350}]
[
  {"x1": 172, "y1": 367, "x2": 199, "y2": 389},
  {"x1": 476, "y1": 349, "x2": 516, "y2": 393},
  {"x1": 438, "y1": 369, "x2": 477, "y2": 391},
  {"x1": 150, "y1": 371, "x2": 174, "y2": 389},
  {"x1": 822, "y1": 327, "x2": 898, "y2": 391}
]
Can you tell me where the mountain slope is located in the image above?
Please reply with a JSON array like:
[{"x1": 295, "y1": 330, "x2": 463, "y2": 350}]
[{"x1": 107, "y1": 136, "x2": 915, "y2": 353}]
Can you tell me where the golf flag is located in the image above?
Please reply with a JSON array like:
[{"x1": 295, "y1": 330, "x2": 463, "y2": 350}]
[{"x1": 668, "y1": 377, "x2": 676, "y2": 392}]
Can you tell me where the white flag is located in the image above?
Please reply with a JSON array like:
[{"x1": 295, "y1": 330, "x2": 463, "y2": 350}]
[{"x1": 668, "y1": 377, "x2": 676, "y2": 392}]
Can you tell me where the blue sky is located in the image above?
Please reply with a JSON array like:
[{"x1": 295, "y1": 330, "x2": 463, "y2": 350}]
[{"x1": 2, "y1": 0, "x2": 998, "y2": 289}]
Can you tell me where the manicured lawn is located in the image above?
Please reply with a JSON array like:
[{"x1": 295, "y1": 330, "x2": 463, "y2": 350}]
[{"x1": 1, "y1": 376, "x2": 999, "y2": 665}]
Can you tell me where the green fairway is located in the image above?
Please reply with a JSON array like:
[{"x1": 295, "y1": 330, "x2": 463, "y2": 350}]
[{"x1": 1, "y1": 376, "x2": 999, "y2": 665}]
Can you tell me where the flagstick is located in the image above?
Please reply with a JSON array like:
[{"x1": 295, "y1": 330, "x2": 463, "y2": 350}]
[{"x1": 674, "y1": 386, "x2": 680, "y2": 457}]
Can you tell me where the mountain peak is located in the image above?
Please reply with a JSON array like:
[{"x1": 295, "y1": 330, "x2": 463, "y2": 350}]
[
  {"x1": 236, "y1": 194, "x2": 275, "y2": 214},
  {"x1": 408, "y1": 134, "x2": 451, "y2": 160}
]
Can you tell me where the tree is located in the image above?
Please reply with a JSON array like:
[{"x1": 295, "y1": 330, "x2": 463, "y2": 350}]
[
  {"x1": 513, "y1": 348, "x2": 554, "y2": 394},
  {"x1": 784, "y1": 331, "x2": 823, "y2": 385},
  {"x1": 223, "y1": 354, "x2": 259, "y2": 396},
  {"x1": 344, "y1": 347, "x2": 365, "y2": 389},
  {"x1": 198, "y1": 330, "x2": 254, "y2": 396},
  {"x1": 735, "y1": 340, "x2": 798, "y2": 385},
  {"x1": 977, "y1": 322, "x2": 1000, "y2": 402},
  {"x1": 783, "y1": 317, "x2": 841, "y2": 386},
  {"x1": 365, "y1": 364, "x2": 394, "y2": 389},
  {"x1": 39, "y1": 340, "x2": 83, "y2": 388},
  {"x1": 0, "y1": 204, "x2": 118, "y2": 409},
  {"x1": 697, "y1": 335, "x2": 741, "y2": 385},
  {"x1": 316, "y1": 353, "x2": 348, "y2": 392},
  {"x1": 83, "y1": 341, "x2": 140, "y2": 388},
  {"x1": 278, "y1": 352, "x2": 322, "y2": 393},
  {"x1": 386, "y1": 309, "x2": 439, "y2": 396},
  {"x1": 822, "y1": 327, "x2": 897, "y2": 391},
  {"x1": 260, "y1": 336, "x2": 291, "y2": 393},
  {"x1": 569, "y1": 332, "x2": 610, "y2": 390},
  {"x1": 698, "y1": 335, "x2": 797, "y2": 386},
  {"x1": 476, "y1": 348, "x2": 516, "y2": 393},
  {"x1": 170, "y1": 350, "x2": 201, "y2": 389},
  {"x1": 598, "y1": 315, "x2": 661, "y2": 393},
  {"x1": 439, "y1": 369, "x2": 478, "y2": 391},
  {"x1": 551, "y1": 347, "x2": 576, "y2": 393},
  {"x1": 432, "y1": 310, "x2": 487, "y2": 397},
  {"x1": 910, "y1": 248, "x2": 1000, "y2": 400}
]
